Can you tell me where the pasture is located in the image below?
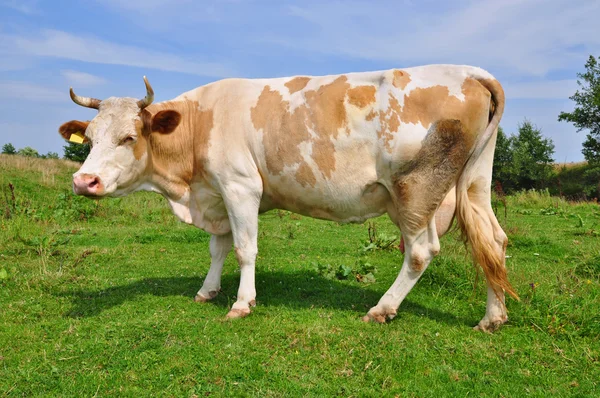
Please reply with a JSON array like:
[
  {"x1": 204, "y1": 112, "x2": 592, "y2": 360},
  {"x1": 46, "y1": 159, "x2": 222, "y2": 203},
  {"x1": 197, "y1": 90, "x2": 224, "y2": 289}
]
[{"x1": 1, "y1": 154, "x2": 599, "y2": 396}]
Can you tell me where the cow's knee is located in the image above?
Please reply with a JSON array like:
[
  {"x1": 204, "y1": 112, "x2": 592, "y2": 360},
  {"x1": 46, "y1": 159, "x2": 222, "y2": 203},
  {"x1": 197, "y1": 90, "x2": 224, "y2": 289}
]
[
  {"x1": 407, "y1": 243, "x2": 435, "y2": 273},
  {"x1": 234, "y1": 245, "x2": 257, "y2": 266}
]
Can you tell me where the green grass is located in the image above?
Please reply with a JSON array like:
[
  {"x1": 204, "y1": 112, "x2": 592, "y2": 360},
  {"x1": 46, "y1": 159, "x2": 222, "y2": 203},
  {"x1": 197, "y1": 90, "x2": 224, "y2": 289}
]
[{"x1": 1, "y1": 154, "x2": 599, "y2": 397}]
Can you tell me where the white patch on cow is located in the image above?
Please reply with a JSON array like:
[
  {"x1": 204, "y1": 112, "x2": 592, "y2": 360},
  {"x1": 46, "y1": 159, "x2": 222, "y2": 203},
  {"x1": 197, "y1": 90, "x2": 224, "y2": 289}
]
[
  {"x1": 402, "y1": 65, "x2": 471, "y2": 101},
  {"x1": 192, "y1": 184, "x2": 231, "y2": 233},
  {"x1": 167, "y1": 190, "x2": 193, "y2": 224}
]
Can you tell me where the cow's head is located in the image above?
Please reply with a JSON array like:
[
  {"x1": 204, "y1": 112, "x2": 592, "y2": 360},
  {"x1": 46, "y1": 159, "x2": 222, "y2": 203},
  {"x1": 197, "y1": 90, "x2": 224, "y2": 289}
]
[{"x1": 59, "y1": 77, "x2": 181, "y2": 197}]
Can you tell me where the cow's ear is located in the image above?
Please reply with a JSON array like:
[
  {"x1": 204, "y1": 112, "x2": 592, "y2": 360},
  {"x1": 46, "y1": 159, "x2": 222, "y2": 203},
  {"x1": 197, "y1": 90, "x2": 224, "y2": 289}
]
[
  {"x1": 58, "y1": 120, "x2": 90, "y2": 144},
  {"x1": 151, "y1": 110, "x2": 181, "y2": 134}
]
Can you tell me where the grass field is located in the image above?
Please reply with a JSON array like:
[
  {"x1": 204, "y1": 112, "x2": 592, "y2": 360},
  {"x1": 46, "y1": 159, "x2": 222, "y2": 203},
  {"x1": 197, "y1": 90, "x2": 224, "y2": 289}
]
[{"x1": 1, "y1": 154, "x2": 599, "y2": 397}]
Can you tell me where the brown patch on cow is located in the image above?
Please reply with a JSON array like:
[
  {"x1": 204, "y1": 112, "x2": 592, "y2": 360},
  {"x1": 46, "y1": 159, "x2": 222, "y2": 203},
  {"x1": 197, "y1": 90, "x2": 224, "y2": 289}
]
[
  {"x1": 140, "y1": 100, "x2": 213, "y2": 199},
  {"x1": 310, "y1": 137, "x2": 336, "y2": 179},
  {"x1": 392, "y1": 119, "x2": 471, "y2": 233},
  {"x1": 365, "y1": 110, "x2": 376, "y2": 121},
  {"x1": 410, "y1": 254, "x2": 425, "y2": 272},
  {"x1": 305, "y1": 76, "x2": 350, "y2": 139},
  {"x1": 376, "y1": 94, "x2": 402, "y2": 152},
  {"x1": 133, "y1": 119, "x2": 147, "y2": 160},
  {"x1": 392, "y1": 70, "x2": 411, "y2": 90},
  {"x1": 252, "y1": 77, "x2": 352, "y2": 180},
  {"x1": 251, "y1": 86, "x2": 311, "y2": 175},
  {"x1": 58, "y1": 120, "x2": 90, "y2": 142},
  {"x1": 285, "y1": 77, "x2": 311, "y2": 94},
  {"x1": 400, "y1": 78, "x2": 490, "y2": 147},
  {"x1": 347, "y1": 85, "x2": 376, "y2": 108},
  {"x1": 295, "y1": 160, "x2": 316, "y2": 187},
  {"x1": 305, "y1": 76, "x2": 351, "y2": 178}
]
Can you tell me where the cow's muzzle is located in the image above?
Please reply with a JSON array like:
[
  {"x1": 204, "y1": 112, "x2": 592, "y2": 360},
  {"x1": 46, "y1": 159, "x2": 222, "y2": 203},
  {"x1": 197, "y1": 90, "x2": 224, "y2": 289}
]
[{"x1": 73, "y1": 173, "x2": 105, "y2": 197}]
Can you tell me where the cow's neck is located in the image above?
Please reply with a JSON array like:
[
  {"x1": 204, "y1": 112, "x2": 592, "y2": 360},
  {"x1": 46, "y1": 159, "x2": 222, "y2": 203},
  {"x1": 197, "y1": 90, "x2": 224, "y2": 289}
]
[{"x1": 142, "y1": 99, "x2": 214, "y2": 203}]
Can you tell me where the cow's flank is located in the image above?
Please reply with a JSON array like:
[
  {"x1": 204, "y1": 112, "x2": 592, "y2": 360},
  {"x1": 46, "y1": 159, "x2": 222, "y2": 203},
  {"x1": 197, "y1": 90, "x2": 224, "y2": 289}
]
[
  {"x1": 393, "y1": 119, "x2": 469, "y2": 233},
  {"x1": 400, "y1": 78, "x2": 489, "y2": 141}
]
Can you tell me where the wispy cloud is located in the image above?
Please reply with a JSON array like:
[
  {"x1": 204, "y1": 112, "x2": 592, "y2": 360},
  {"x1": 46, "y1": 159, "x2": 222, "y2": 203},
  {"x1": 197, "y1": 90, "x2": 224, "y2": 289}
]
[
  {"x1": 0, "y1": 0, "x2": 39, "y2": 15},
  {"x1": 504, "y1": 80, "x2": 579, "y2": 100},
  {"x1": 0, "y1": 81, "x2": 65, "y2": 102},
  {"x1": 61, "y1": 70, "x2": 107, "y2": 87},
  {"x1": 2, "y1": 29, "x2": 236, "y2": 77},
  {"x1": 274, "y1": 0, "x2": 600, "y2": 78}
]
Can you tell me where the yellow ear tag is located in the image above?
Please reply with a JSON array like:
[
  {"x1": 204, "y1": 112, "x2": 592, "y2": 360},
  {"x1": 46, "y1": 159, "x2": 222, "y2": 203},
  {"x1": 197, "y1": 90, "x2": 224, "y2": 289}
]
[{"x1": 69, "y1": 132, "x2": 85, "y2": 144}]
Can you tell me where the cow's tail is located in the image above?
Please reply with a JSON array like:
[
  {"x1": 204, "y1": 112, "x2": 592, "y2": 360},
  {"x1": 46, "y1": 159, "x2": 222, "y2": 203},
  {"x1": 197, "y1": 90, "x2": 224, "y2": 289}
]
[{"x1": 454, "y1": 74, "x2": 519, "y2": 300}]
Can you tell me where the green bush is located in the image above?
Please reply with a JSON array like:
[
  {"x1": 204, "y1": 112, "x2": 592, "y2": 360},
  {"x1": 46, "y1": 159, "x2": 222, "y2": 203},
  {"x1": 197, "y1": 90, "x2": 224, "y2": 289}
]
[{"x1": 550, "y1": 163, "x2": 600, "y2": 199}]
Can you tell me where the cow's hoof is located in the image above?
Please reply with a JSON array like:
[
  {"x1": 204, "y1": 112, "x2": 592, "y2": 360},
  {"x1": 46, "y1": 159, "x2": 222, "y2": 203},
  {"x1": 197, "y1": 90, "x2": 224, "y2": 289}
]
[
  {"x1": 194, "y1": 290, "x2": 219, "y2": 303},
  {"x1": 225, "y1": 308, "x2": 251, "y2": 319},
  {"x1": 362, "y1": 307, "x2": 397, "y2": 323},
  {"x1": 473, "y1": 316, "x2": 507, "y2": 333}
]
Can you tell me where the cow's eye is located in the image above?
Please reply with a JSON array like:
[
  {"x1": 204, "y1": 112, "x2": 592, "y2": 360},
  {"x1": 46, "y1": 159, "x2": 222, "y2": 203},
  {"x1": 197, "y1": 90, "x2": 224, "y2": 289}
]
[{"x1": 120, "y1": 136, "x2": 135, "y2": 145}]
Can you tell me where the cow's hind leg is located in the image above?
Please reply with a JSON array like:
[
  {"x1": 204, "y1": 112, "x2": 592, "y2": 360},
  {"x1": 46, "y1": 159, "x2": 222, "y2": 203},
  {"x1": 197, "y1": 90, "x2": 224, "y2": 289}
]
[
  {"x1": 454, "y1": 126, "x2": 518, "y2": 332},
  {"x1": 363, "y1": 216, "x2": 440, "y2": 322},
  {"x1": 195, "y1": 233, "x2": 233, "y2": 302},
  {"x1": 364, "y1": 119, "x2": 469, "y2": 323}
]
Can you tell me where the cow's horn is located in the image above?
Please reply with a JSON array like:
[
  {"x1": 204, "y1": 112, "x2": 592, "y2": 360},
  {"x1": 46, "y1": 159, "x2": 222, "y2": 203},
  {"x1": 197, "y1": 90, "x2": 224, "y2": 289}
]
[
  {"x1": 137, "y1": 76, "x2": 154, "y2": 109},
  {"x1": 69, "y1": 87, "x2": 101, "y2": 109}
]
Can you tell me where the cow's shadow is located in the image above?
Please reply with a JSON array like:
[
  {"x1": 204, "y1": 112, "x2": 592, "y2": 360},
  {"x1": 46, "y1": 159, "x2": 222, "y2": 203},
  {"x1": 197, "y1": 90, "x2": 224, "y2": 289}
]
[{"x1": 56, "y1": 270, "x2": 475, "y2": 327}]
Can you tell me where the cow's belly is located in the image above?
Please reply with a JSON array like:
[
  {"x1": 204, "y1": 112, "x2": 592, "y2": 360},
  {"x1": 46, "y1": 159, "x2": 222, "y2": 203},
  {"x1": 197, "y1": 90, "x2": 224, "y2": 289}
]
[{"x1": 261, "y1": 180, "x2": 391, "y2": 224}]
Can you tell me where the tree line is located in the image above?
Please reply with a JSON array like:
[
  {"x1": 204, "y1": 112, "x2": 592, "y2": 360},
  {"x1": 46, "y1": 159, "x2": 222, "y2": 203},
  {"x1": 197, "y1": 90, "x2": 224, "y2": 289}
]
[{"x1": 2, "y1": 141, "x2": 90, "y2": 162}]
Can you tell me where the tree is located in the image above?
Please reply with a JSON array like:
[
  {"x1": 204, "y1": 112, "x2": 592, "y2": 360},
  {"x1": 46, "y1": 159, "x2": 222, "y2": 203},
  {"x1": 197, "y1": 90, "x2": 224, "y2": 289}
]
[
  {"x1": 45, "y1": 152, "x2": 60, "y2": 159},
  {"x1": 492, "y1": 127, "x2": 514, "y2": 191},
  {"x1": 492, "y1": 121, "x2": 555, "y2": 192},
  {"x1": 17, "y1": 146, "x2": 40, "y2": 158},
  {"x1": 511, "y1": 121, "x2": 555, "y2": 190},
  {"x1": 63, "y1": 142, "x2": 90, "y2": 163},
  {"x1": 558, "y1": 55, "x2": 600, "y2": 164},
  {"x1": 1, "y1": 143, "x2": 16, "y2": 154}
]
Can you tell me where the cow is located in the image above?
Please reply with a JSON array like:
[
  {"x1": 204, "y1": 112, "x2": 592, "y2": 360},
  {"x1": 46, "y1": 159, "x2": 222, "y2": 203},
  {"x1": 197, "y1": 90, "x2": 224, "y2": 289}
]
[{"x1": 59, "y1": 65, "x2": 518, "y2": 332}]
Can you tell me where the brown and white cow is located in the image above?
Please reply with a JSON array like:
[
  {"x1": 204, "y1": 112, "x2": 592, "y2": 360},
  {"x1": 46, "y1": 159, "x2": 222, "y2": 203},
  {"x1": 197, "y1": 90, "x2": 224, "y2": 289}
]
[{"x1": 59, "y1": 65, "x2": 517, "y2": 332}]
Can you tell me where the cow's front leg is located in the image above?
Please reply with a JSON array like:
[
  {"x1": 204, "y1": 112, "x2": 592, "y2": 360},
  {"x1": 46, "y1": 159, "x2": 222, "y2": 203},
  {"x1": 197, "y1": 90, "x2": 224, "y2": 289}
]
[
  {"x1": 195, "y1": 233, "x2": 233, "y2": 302},
  {"x1": 221, "y1": 183, "x2": 261, "y2": 319}
]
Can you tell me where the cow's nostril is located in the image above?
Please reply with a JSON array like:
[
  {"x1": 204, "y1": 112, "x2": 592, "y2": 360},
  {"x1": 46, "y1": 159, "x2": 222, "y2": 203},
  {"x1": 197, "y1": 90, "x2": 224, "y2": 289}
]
[{"x1": 88, "y1": 178, "x2": 99, "y2": 188}]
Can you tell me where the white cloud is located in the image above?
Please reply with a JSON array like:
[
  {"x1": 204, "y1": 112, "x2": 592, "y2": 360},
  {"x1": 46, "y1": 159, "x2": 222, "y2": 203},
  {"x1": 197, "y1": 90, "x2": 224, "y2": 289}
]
[
  {"x1": 2, "y1": 29, "x2": 236, "y2": 77},
  {"x1": 61, "y1": 70, "x2": 107, "y2": 87},
  {"x1": 273, "y1": 0, "x2": 600, "y2": 78},
  {"x1": 0, "y1": 81, "x2": 65, "y2": 102},
  {"x1": 504, "y1": 80, "x2": 579, "y2": 100}
]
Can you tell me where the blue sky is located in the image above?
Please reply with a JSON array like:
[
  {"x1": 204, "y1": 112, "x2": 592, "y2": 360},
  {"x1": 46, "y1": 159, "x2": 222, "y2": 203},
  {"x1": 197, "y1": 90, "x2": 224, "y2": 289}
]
[{"x1": 1, "y1": 0, "x2": 598, "y2": 162}]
